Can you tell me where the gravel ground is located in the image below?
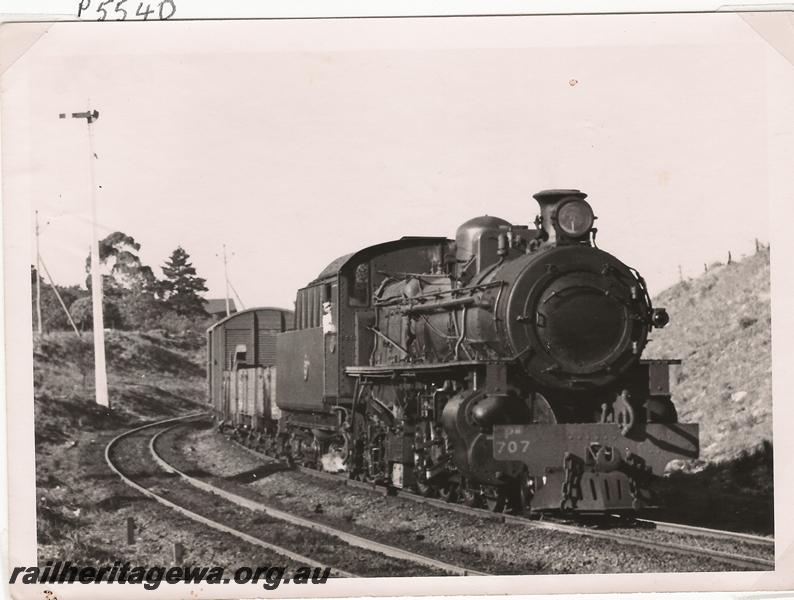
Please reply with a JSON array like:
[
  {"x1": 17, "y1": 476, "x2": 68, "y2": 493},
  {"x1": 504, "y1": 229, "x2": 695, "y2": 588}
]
[
  {"x1": 113, "y1": 425, "x2": 441, "y2": 577},
  {"x1": 575, "y1": 521, "x2": 774, "y2": 561},
  {"x1": 165, "y1": 422, "x2": 753, "y2": 574}
]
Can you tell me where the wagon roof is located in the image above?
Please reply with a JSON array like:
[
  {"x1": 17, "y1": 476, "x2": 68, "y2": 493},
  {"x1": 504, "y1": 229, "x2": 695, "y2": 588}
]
[
  {"x1": 206, "y1": 306, "x2": 294, "y2": 333},
  {"x1": 311, "y1": 236, "x2": 449, "y2": 283}
]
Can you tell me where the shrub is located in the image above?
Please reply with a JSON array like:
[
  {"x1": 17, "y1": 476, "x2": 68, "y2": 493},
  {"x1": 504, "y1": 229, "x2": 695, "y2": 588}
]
[
  {"x1": 69, "y1": 297, "x2": 123, "y2": 331},
  {"x1": 738, "y1": 316, "x2": 758, "y2": 329}
]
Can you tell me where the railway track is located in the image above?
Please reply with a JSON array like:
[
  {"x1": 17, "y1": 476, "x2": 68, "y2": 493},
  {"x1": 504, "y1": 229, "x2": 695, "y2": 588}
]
[
  {"x1": 633, "y1": 518, "x2": 773, "y2": 546},
  {"x1": 217, "y1": 426, "x2": 774, "y2": 572},
  {"x1": 106, "y1": 414, "x2": 486, "y2": 578},
  {"x1": 349, "y1": 477, "x2": 774, "y2": 571}
]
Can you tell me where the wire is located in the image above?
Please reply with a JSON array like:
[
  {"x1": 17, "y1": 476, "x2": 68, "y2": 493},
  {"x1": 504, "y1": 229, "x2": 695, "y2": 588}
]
[
  {"x1": 38, "y1": 255, "x2": 81, "y2": 338},
  {"x1": 226, "y1": 277, "x2": 246, "y2": 311}
]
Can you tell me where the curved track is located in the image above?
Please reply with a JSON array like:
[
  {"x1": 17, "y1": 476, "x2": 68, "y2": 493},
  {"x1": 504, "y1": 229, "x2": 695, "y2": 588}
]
[
  {"x1": 105, "y1": 415, "x2": 355, "y2": 577},
  {"x1": 225, "y1": 431, "x2": 774, "y2": 571},
  {"x1": 107, "y1": 414, "x2": 487, "y2": 577}
]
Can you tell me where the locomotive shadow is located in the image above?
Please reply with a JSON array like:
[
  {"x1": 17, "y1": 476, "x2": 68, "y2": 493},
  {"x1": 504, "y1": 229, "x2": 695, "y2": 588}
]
[{"x1": 644, "y1": 441, "x2": 774, "y2": 535}]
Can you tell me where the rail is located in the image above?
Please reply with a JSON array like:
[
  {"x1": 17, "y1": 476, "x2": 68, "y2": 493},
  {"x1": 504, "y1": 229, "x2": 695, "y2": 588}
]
[
  {"x1": 226, "y1": 431, "x2": 774, "y2": 572},
  {"x1": 104, "y1": 414, "x2": 356, "y2": 578},
  {"x1": 149, "y1": 423, "x2": 488, "y2": 577}
]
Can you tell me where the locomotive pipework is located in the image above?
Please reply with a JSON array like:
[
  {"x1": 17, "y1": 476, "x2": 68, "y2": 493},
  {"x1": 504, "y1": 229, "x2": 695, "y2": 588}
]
[{"x1": 372, "y1": 190, "x2": 666, "y2": 391}]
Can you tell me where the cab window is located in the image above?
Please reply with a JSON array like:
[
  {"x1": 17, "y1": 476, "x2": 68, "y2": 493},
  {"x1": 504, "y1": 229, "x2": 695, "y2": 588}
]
[{"x1": 348, "y1": 262, "x2": 370, "y2": 307}]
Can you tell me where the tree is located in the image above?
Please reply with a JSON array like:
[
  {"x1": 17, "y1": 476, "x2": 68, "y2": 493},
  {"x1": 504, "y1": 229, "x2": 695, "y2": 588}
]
[
  {"x1": 116, "y1": 281, "x2": 164, "y2": 331},
  {"x1": 31, "y1": 265, "x2": 85, "y2": 332},
  {"x1": 159, "y1": 247, "x2": 209, "y2": 317},
  {"x1": 83, "y1": 231, "x2": 165, "y2": 331},
  {"x1": 69, "y1": 296, "x2": 122, "y2": 331},
  {"x1": 85, "y1": 231, "x2": 155, "y2": 292}
]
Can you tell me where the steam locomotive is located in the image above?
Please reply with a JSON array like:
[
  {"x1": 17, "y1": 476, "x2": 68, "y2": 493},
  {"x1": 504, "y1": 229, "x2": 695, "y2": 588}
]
[{"x1": 208, "y1": 189, "x2": 699, "y2": 513}]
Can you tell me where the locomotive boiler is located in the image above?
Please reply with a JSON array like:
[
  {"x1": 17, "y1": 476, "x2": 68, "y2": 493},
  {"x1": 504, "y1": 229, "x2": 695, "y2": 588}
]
[{"x1": 209, "y1": 189, "x2": 699, "y2": 513}]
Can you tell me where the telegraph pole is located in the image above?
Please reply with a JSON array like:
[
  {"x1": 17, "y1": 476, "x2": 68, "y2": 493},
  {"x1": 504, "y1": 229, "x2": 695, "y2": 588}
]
[
  {"x1": 35, "y1": 210, "x2": 42, "y2": 335},
  {"x1": 59, "y1": 107, "x2": 109, "y2": 409},
  {"x1": 222, "y1": 244, "x2": 231, "y2": 317}
]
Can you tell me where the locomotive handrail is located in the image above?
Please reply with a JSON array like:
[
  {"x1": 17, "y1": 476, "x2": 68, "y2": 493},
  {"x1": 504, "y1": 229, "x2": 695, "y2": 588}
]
[
  {"x1": 345, "y1": 360, "x2": 490, "y2": 376},
  {"x1": 402, "y1": 296, "x2": 479, "y2": 314},
  {"x1": 374, "y1": 280, "x2": 503, "y2": 308},
  {"x1": 367, "y1": 326, "x2": 410, "y2": 357}
]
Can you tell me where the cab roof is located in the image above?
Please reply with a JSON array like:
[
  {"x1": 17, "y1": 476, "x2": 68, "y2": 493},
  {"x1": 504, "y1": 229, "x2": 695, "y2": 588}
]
[{"x1": 311, "y1": 236, "x2": 449, "y2": 284}]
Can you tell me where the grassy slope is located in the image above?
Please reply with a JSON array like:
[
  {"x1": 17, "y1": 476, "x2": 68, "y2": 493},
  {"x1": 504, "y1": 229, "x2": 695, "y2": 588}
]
[
  {"x1": 34, "y1": 330, "x2": 207, "y2": 562},
  {"x1": 642, "y1": 249, "x2": 773, "y2": 534},
  {"x1": 644, "y1": 248, "x2": 772, "y2": 463}
]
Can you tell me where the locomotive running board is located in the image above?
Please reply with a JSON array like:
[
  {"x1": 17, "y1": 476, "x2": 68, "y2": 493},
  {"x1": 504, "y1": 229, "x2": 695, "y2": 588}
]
[{"x1": 492, "y1": 423, "x2": 699, "y2": 476}]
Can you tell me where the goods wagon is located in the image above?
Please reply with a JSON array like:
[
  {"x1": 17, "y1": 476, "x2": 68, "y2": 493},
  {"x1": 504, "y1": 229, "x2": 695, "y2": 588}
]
[{"x1": 207, "y1": 307, "x2": 293, "y2": 431}]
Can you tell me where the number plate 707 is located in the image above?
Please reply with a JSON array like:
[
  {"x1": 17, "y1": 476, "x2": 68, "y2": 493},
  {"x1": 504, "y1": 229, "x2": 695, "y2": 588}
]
[{"x1": 494, "y1": 440, "x2": 531, "y2": 455}]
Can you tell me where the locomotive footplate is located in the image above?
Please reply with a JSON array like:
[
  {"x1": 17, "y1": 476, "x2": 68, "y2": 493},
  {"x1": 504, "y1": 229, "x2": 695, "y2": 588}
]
[{"x1": 493, "y1": 423, "x2": 699, "y2": 511}]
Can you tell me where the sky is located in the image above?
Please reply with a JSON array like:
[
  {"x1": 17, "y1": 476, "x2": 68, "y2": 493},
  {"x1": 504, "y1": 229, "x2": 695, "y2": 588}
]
[{"x1": 1, "y1": 13, "x2": 779, "y2": 309}]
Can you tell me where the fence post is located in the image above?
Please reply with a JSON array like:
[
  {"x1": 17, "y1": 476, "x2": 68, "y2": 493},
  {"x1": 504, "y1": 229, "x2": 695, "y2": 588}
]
[
  {"x1": 126, "y1": 517, "x2": 135, "y2": 545},
  {"x1": 173, "y1": 542, "x2": 185, "y2": 563}
]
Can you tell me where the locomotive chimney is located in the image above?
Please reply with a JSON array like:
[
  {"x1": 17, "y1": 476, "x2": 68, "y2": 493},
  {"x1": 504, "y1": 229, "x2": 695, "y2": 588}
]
[{"x1": 533, "y1": 189, "x2": 588, "y2": 244}]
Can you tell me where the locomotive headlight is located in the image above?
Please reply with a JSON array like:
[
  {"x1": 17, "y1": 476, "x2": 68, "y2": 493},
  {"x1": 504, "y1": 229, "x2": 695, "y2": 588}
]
[
  {"x1": 651, "y1": 307, "x2": 670, "y2": 329},
  {"x1": 556, "y1": 200, "x2": 595, "y2": 237}
]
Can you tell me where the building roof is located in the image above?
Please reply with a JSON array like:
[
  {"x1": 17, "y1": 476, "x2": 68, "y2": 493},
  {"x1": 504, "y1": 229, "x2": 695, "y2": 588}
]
[{"x1": 204, "y1": 298, "x2": 236, "y2": 315}]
